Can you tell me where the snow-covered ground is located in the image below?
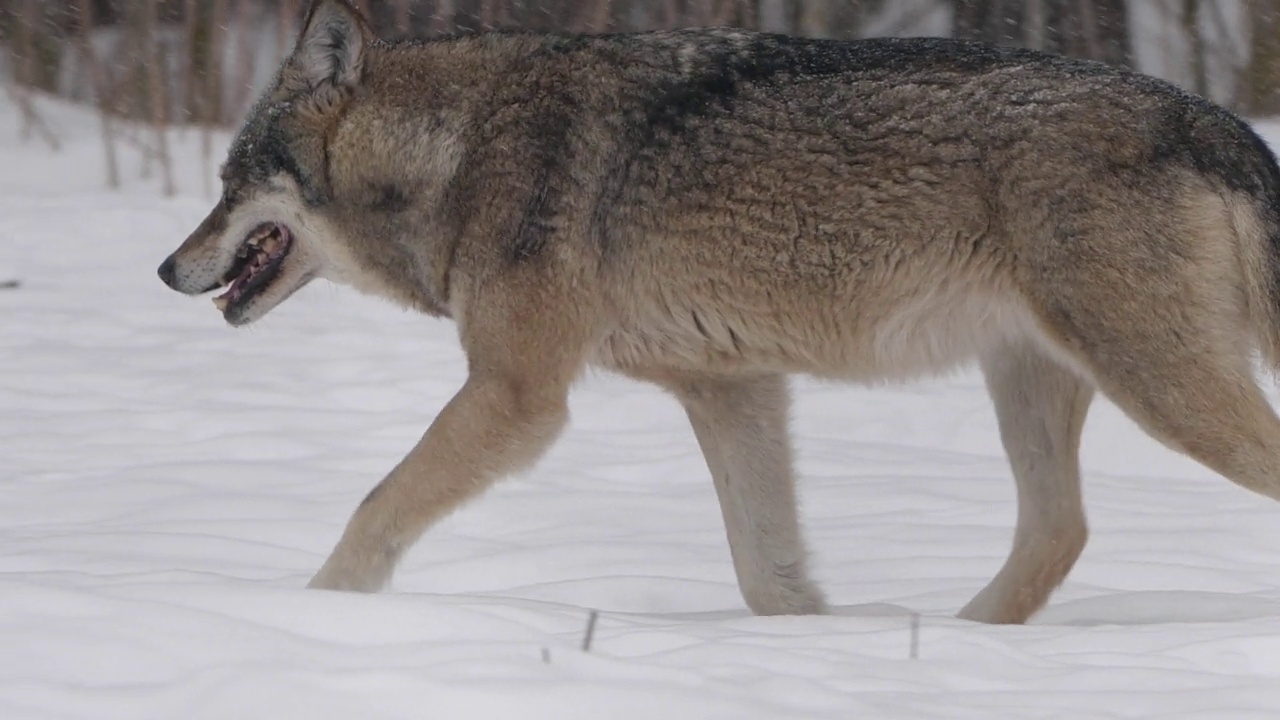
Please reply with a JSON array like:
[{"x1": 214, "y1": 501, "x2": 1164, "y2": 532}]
[{"x1": 8, "y1": 95, "x2": 1280, "y2": 719}]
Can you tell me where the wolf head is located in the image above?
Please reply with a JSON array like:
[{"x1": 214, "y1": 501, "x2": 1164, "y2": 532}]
[{"x1": 157, "y1": 0, "x2": 376, "y2": 326}]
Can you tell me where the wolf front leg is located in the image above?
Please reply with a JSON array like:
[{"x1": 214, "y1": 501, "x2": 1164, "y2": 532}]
[
  {"x1": 308, "y1": 289, "x2": 586, "y2": 592},
  {"x1": 308, "y1": 370, "x2": 571, "y2": 591},
  {"x1": 669, "y1": 373, "x2": 828, "y2": 615}
]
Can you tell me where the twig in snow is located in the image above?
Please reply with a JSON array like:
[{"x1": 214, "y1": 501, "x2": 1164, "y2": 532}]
[
  {"x1": 909, "y1": 612, "x2": 921, "y2": 660},
  {"x1": 581, "y1": 609, "x2": 599, "y2": 652}
]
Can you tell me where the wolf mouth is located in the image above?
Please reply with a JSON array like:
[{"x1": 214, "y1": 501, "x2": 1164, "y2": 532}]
[{"x1": 213, "y1": 223, "x2": 293, "y2": 317}]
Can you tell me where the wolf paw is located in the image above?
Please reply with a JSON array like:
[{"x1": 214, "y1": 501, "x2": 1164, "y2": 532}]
[
  {"x1": 306, "y1": 555, "x2": 390, "y2": 593},
  {"x1": 744, "y1": 576, "x2": 829, "y2": 616}
]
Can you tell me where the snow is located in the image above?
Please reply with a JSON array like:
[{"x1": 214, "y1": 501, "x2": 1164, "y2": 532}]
[{"x1": 8, "y1": 94, "x2": 1280, "y2": 719}]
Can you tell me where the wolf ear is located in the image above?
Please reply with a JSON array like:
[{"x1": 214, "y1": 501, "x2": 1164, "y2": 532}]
[{"x1": 291, "y1": 0, "x2": 372, "y2": 90}]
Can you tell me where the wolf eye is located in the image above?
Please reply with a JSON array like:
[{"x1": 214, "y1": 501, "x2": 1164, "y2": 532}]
[{"x1": 221, "y1": 186, "x2": 240, "y2": 209}]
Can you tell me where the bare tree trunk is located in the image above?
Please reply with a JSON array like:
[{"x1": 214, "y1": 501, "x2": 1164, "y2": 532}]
[
  {"x1": 279, "y1": 0, "x2": 301, "y2": 60},
  {"x1": 229, "y1": 0, "x2": 259, "y2": 121},
  {"x1": 1024, "y1": 0, "x2": 1046, "y2": 49},
  {"x1": 198, "y1": 0, "x2": 231, "y2": 196},
  {"x1": 142, "y1": 0, "x2": 175, "y2": 196},
  {"x1": 1248, "y1": 0, "x2": 1280, "y2": 115},
  {"x1": 9, "y1": 0, "x2": 60, "y2": 149},
  {"x1": 183, "y1": 0, "x2": 199, "y2": 123},
  {"x1": 204, "y1": 0, "x2": 227, "y2": 125},
  {"x1": 758, "y1": 0, "x2": 792, "y2": 33},
  {"x1": 954, "y1": 0, "x2": 1024, "y2": 46},
  {"x1": 798, "y1": 0, "x2": 834, "y2": 37},
  {"x1": 1066, "y1": 0, "x2": 1130, "y2": 68},
  {"x1": 433, "y1": 0, "x2": 456, "y2": 35},
  {"x1": 1181, "y1": 0, "x2": 1208, "y2": 97},
  {"x1": 185, "y1": 0, "x2": 210, "y2": 194},
  {"x1": 574, "y1": 0, "x2": 614, "y2": 32},
  {"x1": 12, "y1": 0, "x2": 35, "y2": 142},
  {"x1": 954, "y1": 0, "x2": 1131, "y2": 68},
  {"x1": 709, "y1": 0, "x2": 738, "y2": 26},
  {"x1": 76, "y1": 0, "x2": 118, "y2": 188},
  {"x1": 1043, "y1": 0, "x2": 1131, "y2": 67},
  {"x1": 394, "y1": 0, "x2": 412, "y2": 36},
  {"x1": 662, "y1": 0, "x2": 681, "y2": 29}
]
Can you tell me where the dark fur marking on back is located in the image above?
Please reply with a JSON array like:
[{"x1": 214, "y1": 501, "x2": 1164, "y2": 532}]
[
  {"x1": 630, "y1": 34, "x2": 1127, "y2": 147},
  {"x1": 512, "y1": 174, "x2": 556, "y2": 262},
  {"x1": 371, "y1": 183, "x2": 411, "y2": 213},
  {"x1": 510, "y1": 113, "x2": 571, "y2": 264}
]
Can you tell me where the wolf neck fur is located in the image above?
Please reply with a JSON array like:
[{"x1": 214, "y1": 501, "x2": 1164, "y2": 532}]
[{"x1": 322, "y1": 46, "x2": 490, "y2": 318}]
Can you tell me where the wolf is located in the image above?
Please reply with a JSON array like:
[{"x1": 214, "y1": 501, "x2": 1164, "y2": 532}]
[{"x1": 158, "y1": 0, "x2": 1280, "y2": 624}]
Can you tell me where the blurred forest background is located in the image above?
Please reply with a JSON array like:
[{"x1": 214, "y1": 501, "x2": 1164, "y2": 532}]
[{"x1": 1, "y1": 0, "x2": 1279, "y2": 193}]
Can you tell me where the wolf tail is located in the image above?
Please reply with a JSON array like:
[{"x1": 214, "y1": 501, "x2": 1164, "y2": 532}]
[{"x1": 1228, "y1": 124, "x2": 1280, "y2": 371}]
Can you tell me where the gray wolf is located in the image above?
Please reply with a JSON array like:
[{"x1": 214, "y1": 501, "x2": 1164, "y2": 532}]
[{"x1": 158, "y1": 0, "x2": 1280, "y2": 624}]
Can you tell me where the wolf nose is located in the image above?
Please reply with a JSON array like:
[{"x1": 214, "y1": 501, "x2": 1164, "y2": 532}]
[{"x1": 157, "y1": 255, "x2": 178, "y2": 289}]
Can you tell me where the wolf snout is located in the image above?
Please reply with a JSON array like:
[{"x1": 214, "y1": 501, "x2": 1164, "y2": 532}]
[
  {"x1": 157, "y1": 253, "x2": 217, "y2": 294},
  {"x1": 157, "y1": 255, "x2": 179, "y2": 290}
]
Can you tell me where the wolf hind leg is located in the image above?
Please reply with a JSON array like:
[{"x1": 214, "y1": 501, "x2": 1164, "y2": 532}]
[
  {"x1": 990, "y1": 221, "x2": 1280, "y2": 619},
  {"x1": 959, "y1": 344, "x2": 1093, "y2": 624},
  {"x1": 664, "y1": 373, "x2": 828, "y2": 615}
]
